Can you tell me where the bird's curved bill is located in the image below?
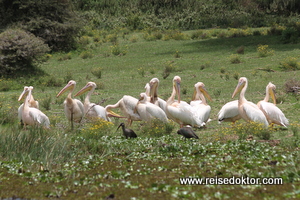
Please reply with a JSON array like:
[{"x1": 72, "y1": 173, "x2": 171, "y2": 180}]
[{"x1": 74, "y1": 85, "x2": 91, "y2": 97}]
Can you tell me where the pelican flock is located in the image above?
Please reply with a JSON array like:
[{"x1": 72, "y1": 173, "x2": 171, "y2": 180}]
[
  {"x1": 165, "y1": 76, "x2": 204, "y2": 128},
  {"x1": 232, "y1": 77, "x2": 269, "y2": 128},
  {"x1": 18, "y1": 86, "x2": 50, "y2": 129},
  {"x1": 18, "y1": 86, "x2": 39, "y2": 123},
  {"x1": 74, "y1": 82, "x2": 110, "y2": 121},
  {"x1": 16, "y1": 75, "x2": 289, "y2": 138}
]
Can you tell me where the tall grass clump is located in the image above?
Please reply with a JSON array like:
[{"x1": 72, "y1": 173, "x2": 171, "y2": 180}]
[
  {"x1": 140, "y1": 119, "x2": 175, "y2": 137},
  {"x1": 77, "y1": 119, "x2": 114, "y2": 154},
  {"x1": 40, "y1": 94, "x2": 52, "y2": 110},
  {"x1": 224, "y1": 121, "x2": 273, "y2": 140},
  {"x1": 0, "y1": 126, "x2": 72, "y2": 169}
]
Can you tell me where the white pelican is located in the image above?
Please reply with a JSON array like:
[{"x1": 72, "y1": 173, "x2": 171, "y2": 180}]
[
  {"x1": 149, "y1": 78, "x2": 167, "y2": 113},
  {"x1": 217, "y1": 100, "x2": 241, "y2": 124},
  {"x1": 134, "y1": 92, "x2": 168, "y2": 123},
  {"x1": 18, "y1": 86, "x2": 39, "y2": 123},
  {"x1": 165, "y1": 76, "x2": 204, "y2": 128},
  {"x1": 56, "y1": 80, "x2": 84, "y2": 129},
  {"x1": 18, "y1": 86, "x2": 50, "y2": 129},
  {"x1": 105, "y1": 95, "x2": 141, "y2": 126},
  {"x1": 257, "y1": 82, "x2": 289, "y2": 127},
  {"x1": 74, "y1": 82, "x2": 110, "y2": 121},
  {"x1": 190, "y1": 82, "x2": 212, "y2": 125},
  {"x1": 232, "y1": 77, "x2": 269, "y2": 128}
]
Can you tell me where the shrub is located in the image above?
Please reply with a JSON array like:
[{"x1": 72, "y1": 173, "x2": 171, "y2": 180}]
[
  {"x1": 162, "y1": 61, "x2": 179, "y2": 79},
  {"x1": 0, "y1": 29, "x2": 50, "y2": 77},
  {"x1": 257, "y1": 44, "x2": 274, "y2": 57},
  {"x1": 227, "y1": 121, "x2": 273, "y2": 141},
  {"x1": 236, "y1": 46, "x2": 245, "y2": 54},
  {"x1": 281, "y1": 26, "x2": 299, "y2": 44},
  {"x1": 91, "y1": 67, "x2": 102, "y2": 78},
  {"x1": 80, "y1": 51, "x2": 93, "y2": 59},
  {"x1": 57, "y1": 53, "x2": 72, "y2": 61},
  {"x1": 4, "y1": 1, "x2": 82, "y2": 51},
  {"x1": 284, "y1": 78, "x2": 300, "y2": 94},
  {"x1": 110, "y1": 44, "x2": 127, "y2": 56},
  {"x1": 229, "y1": 54, "x2": 241, "y2": 64},
  {"x1": 279, "y1": 57, "x2": 300, "y2": 71},
  {"x1": 140, "y1": 119, "x2": 175, "y2": 137}
]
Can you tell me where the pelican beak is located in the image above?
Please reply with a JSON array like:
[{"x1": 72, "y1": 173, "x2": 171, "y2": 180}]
[
  {"x1": 270, "y1": 87, "x2": 276, "y2": 105},
  {"x1": 149, "y1": 81, "x2": 158, "y2": 104},
  {"x1": 56, "y1": 82, "x2": 74, "y2": 97},
  {"x1": 74, "y1": 84, "x2": 92, "y2": 97},
  {"x1": 192, "y1": 87, "x2": 197, "y2": 101},
  {"x1": 175, "y1": 80, "x2": 181, "y2": 103},
  {"x1": 232, "y1": 81, "x2": 244, "y2": 98},
  {"x1": 18, "y1": 89, "x2": 29, "y2": 101},
  {"x1": 200, "y1": 86, "x2": 212, "y2": 101},
  {"x1": 106, "y1": 107, "x2": 125, "y2": 118}
]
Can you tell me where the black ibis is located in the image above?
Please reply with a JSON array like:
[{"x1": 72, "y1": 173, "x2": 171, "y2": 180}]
[
  {"x1": 177, "y1": 126, "x2": 199, "y2": 139},
  {"x1": 117, "y1": 123, "x2": 137, "y2": 139}
]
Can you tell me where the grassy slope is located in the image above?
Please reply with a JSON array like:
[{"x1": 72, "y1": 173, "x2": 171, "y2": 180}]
[{"x1": 0, "y1": 31, "x2": 300, "y2": 199}]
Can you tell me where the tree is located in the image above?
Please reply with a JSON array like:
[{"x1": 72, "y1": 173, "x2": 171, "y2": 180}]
[
  {"x1": 0, "y1": 0, "x2": 82, "y2": 51},
  {"x1": 0, "y1": 29, "x2": 50, "y2": 77}
]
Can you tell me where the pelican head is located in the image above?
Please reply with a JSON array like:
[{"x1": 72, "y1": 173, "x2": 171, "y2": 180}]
[
  {"x1": 149, "y1": 78, "x2": 159, "y2": 103},
  {"x1": 56, "y1": 80, "x2": 76, "y2": 97},
  {"x1": 173, "y1": 76, "x2": 181, "y2": 103},
  {"x1": 18, "y1": 86, "x2": 30, "y2": 101},
  {"x1": 138, "y1": 93, "x2": 148, "y2": 103},
  {"x1": 267, "y1": 82, "x2": 277, "y2": 104},
  {"x1": 232, "y1": 77, "x2": 247, "y2": 98},
  {"x1": 192, "y1": 82, "x2": 212, "y2": 101},
  {"x1": 74, "y1": 82, "x2": 96, "y2": 97}
]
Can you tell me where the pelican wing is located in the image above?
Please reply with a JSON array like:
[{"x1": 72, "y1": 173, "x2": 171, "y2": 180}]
[
  {"x1": 29, "y1": 108, "x2": 50, "y2": 128},
  {"x1": 259, "y1": 102, "x2": 289, "y2": 127},
  {"x1": 156, "y1": 97, "x2": 167, "y2": 113},
  {"x1": 190, "y1": 100, "x2": 203, "y2": 107},
  {"x1": 242, "y1": 101, "x2": 269, "y2": 127},
  {"x1": 75, "y1": 99, "x2": 84, "y2": 115},
  {"x1": 194, "y1": 104, "x2": 211, "y2": 124},
  {"x1": 167, "y1": 101, "x2": 203, "y2": 127},
  {"x1": 145, "y1": 102, "x2": 168, "y2": 122},
  {"x1": 90, "y1": 103, "x2": 110, "y2": 121},
  {"x1": 122, "y1": 95, "x2": 141, "y2": 120},
  {"x1": 218, "y1": 100, "x2": 239, "y2": 121}
]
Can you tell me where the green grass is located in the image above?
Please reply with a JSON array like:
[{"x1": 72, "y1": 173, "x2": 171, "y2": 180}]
[{"x1": 0, "y1": 28, "x2": 300, "y2": 199}]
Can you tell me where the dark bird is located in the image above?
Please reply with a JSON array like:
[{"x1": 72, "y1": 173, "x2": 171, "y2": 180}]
[
  {"x1": 117, "y1": 123, "x2": 137, "y2": 139},
  {"x1": 105, "y1": 193, "x2": 115, "y2": 200},
  {"x1": 177, "y1": 126, "x2": 199, "y2": 139}
]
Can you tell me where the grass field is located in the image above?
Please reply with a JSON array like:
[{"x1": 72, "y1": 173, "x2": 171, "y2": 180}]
[{"x1": 0, "y1": 28, "x2": 300, "y2": 199}]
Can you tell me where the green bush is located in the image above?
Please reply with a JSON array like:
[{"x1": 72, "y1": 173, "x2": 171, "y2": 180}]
[
  {"x1": 1, "y1": 0, "x2": 82, "y2": 51},
  {"x1": 280, "y1": 57, "x2": 300, "y2": 71},
  {"x1": 0, "y1": 29, "x2": 50, "y2": 77}
]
